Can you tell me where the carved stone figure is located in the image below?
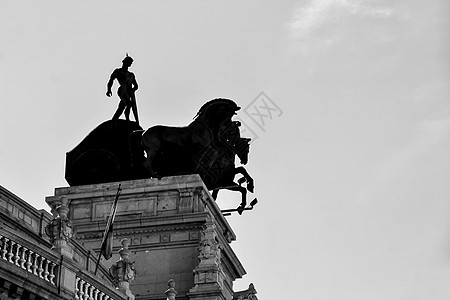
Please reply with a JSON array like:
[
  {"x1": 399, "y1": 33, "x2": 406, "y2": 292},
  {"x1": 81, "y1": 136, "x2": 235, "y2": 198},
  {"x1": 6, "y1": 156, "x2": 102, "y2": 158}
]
[
  {"x1": 109, "y1": 239, "x2": 136, "y2": 299},
  {"x1": 45, "y1": 197, "x2": 73, "y2": 257}
]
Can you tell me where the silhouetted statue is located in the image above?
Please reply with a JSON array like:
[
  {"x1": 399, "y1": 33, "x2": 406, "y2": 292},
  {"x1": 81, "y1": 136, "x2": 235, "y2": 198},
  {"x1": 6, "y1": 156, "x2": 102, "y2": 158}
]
[
  {"x1": 65, "y1": 120, "x2": 144, "y2": 186},
  {"x1": 131, "y1": 98, "x2": 255, "y2": 211},
  {"x1": 209, "y1": 120, "x2": 254, "y2": 213},
  {"x1": 107, "y1": 54, "x2": 140, "y2": 125},
  {"x1": 65, "y1": 98, "x2": 255, "y2": 212}
]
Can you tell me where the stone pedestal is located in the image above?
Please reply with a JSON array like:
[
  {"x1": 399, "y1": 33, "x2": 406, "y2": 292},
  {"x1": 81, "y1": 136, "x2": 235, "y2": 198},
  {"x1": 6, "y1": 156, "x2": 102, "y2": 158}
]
[
  {"x1": 46, "y1": 175, "x2": 246, "y2": 300},
  {"x1": 45, "y1": 196, "x2": 74, "y2": 258},
  {"x1": 109, "y1": 238, "x2": 136, "y2": 299}
]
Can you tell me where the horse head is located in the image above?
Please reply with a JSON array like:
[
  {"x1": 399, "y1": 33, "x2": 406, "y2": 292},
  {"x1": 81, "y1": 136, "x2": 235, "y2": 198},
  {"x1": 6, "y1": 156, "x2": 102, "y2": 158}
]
[
  {"x1": 235, "y1": 138, "x2": 251, "y2": 165},
  {"x1": 194, "y1": 98, "x2": 241, "y2": 129}
]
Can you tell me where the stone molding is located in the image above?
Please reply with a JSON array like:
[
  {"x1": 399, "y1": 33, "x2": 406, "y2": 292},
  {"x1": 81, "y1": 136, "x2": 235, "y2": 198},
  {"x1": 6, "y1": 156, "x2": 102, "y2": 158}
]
[
  {"x1": 0, "y1": 185, "x2": 52, "y2": 240},
  {"x1": 46, "y1": 175, "x2": 247, "y2": 300}
]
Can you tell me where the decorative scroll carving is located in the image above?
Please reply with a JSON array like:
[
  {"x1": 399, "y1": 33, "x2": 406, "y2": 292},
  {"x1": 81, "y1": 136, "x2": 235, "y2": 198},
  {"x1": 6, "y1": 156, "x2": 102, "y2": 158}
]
[
  {"x1": 109, "y1": 239, "x2": 136, "y2": 300},
  {"x1": 45, "y1": 196, "x2": 73, "y2": 258},
  {"x1": 190, "y1": 221, "x2": 226, "y2": 293}
]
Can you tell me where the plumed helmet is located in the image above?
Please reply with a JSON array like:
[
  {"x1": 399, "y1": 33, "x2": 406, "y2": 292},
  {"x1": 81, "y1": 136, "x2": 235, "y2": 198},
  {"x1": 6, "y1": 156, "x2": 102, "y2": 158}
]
[{"x1": 122, "y1": 53, "x2": 134, "y2": 65}]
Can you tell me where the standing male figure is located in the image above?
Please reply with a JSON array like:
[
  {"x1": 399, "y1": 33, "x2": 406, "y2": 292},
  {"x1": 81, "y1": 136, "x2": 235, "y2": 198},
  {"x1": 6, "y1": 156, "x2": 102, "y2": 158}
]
[{"x1": 106, "y1": 54, "x2": 140, "y2": 125}]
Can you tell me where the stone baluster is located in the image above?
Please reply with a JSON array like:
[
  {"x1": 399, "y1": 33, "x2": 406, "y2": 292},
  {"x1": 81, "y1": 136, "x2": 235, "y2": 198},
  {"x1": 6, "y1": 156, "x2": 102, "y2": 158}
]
[
  {"x1": 14, "y1": 243, "x2": 21, "y2": 266},
  {"x1": 75, "y1": 277, "x2": 81, "y2": 300},
  {"x1": 93, "y1": 289, "x2": 99, "y2": 300},
  {"x1": 98, "y1": 291, "x2": 105, "y2": 300},
  {"x1": 83, "y1": 281, "x2": 90, "y2": 300},
  {"x1": 109, "y1": 238, "x2": 136, "y2": 300},
  {"x1": 38, "y1": 256, "x2": 45, "y2": 278},
  {"x1": 1, "y1": 236, "x2": 8, "y2": 260},
  {"x1": 25, "y1": 249, "x2": 33, "y2": 272},
  {"x1": 43, "y1": 259, "x2": 50, "y2": 281},
  {"x1": 165, "y1": 279, "x2": 177, "y2": 300},
  {"x1": 48, "y1": 262, "x2": 56, "y2": 285},
  {"x1": 19, "y1": 246, "x2": 27, "y2": 269},
  {"x1": 79, "y1": 279, "x2": 85, "y2": 300},
  {"x1": 32, "y1": 254, "x2": 40, "y2": 275},
  {"x1": 89, "y1": 285, "x2": 95, "y2": 300},
  {"x1": 7, "y1": 241, "x2": 15, "y2": 263}
]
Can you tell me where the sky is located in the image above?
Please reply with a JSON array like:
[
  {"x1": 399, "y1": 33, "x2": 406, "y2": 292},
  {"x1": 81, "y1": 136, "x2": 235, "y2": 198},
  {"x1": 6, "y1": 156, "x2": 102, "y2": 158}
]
[{"x1": 1, "y1": 0, "x2": 449, "y2": 299}]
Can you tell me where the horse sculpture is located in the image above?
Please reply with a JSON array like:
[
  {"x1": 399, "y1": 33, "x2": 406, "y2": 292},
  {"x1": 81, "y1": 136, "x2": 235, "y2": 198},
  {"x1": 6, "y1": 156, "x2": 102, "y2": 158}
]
[
  {"x1": 206, "y1": 119, "x2": 254, "y2": 213},
  {"x1": 132, "y1": 98, "x2": 254, "y2": 211}
]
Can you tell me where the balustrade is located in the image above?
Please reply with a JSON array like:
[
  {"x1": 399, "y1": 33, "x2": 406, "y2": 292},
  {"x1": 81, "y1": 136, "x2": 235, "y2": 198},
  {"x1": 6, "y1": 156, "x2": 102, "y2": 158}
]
[
  {"x1": 0, "y1": 233, "x2": 57, "y2": 286},
  {"x1": 75, "y1": 276, "x2": 117, "y2": 300}
]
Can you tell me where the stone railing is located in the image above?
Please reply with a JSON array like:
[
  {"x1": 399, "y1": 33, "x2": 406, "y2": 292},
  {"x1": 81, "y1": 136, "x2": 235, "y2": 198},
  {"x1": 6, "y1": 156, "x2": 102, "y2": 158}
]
[
  {"x1": 0, "y1": 228, "x2": 125, "y2": 300},
  {"x1": 71, "y1": 239, "x2": 115, "y2": 284},
  {"x1": 0, "y1": 231, "x2": 57, "y2": 286},
  {"x1": 75, "y1": 276, "x2": 115, "y2": 300}
]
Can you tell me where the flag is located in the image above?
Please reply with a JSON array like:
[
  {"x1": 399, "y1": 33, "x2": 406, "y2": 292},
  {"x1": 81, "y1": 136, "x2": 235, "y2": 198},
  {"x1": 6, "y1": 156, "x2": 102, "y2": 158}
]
[
  {"x1": 101, "y1": 223, "x2": 114, "y2": 260},
  {"x1": 95, "y1": 184, "x2": 121, "y2": 274}
]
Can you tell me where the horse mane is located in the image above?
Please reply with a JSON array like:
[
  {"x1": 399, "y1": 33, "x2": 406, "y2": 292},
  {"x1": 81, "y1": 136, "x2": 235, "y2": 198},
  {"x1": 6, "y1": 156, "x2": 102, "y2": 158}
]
[{"x1": 194, "y1": 98, "x2": 236, "y2": 119}]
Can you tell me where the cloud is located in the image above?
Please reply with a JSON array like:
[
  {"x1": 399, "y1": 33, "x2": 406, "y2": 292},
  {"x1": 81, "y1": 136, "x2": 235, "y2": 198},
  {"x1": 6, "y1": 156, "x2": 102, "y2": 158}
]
[{"x1": 289, "y1": 0, "x2": 393, "y2": 54}]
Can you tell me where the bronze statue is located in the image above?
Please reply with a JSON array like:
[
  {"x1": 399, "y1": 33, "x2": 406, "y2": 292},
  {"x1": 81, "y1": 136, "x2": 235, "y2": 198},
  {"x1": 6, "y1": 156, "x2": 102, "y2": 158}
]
[
  {"x1": 208, "y1": 120, "x2": 254, "y2": 213},
  {"x1": 136, "y1": 99, "x2": 240, "y2": 178},
  {"x1": 107, "y1": 54, "x2": 140, "y2": 125},
  {"x1": 66, "y1": 98, "x2": 255, "y2": 212},
  {"x1": 132, "y1": 98, "x2": 254, "y2": 211}
]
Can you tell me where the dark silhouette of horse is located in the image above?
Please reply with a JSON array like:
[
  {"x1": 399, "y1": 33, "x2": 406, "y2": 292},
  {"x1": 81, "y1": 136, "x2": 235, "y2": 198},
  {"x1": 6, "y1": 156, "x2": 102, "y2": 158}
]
[
  {"x1": 65, "y1": 98, "x2": 255, "y2": 210},
  {"x1": 138, "y1": 98, "x2": 238, "y2": 177},
  {"x1": 131, "y1": 98, "x2": 254, "y2": 209},
  {"x1": 206, "y1": 120, "x2": 254, "y2": 213}
]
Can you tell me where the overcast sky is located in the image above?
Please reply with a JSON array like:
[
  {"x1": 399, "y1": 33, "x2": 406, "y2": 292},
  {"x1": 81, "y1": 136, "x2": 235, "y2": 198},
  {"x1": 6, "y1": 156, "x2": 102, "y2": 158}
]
[{"x1": 1, "y1": 1, "x2": 449, "y2": 299}]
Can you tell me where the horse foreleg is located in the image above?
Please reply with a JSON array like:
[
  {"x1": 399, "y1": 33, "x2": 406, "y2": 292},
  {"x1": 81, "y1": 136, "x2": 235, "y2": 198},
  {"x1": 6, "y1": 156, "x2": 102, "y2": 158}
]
[
  {"x1": 235, "y1": 166, "x2": 254, "y2": 193},
  {"x1": 226, "y1": 185, "x2": 247, "y2": 215},
  {"x1": 211, "y1": 189, "x2": 219, "y2": 200}
]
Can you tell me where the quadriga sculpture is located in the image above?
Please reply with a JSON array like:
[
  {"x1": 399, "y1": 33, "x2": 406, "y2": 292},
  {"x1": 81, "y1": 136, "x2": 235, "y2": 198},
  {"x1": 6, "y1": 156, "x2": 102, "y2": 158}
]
[{"x1": 66, "y1": 98, "x2": 254, "y2": 212}]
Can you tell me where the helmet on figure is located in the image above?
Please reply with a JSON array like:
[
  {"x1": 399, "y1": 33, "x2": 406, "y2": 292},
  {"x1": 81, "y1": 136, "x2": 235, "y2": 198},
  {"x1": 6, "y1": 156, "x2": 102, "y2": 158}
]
[{"x1": 122, "y1": 53, "x2": 134, "y2": 66}]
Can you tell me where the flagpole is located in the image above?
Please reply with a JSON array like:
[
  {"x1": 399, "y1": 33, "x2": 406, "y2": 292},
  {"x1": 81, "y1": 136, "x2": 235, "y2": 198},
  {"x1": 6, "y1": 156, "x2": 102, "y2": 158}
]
[{"x1": 95, "y1": 184, "x2": 122, "y2": 275}]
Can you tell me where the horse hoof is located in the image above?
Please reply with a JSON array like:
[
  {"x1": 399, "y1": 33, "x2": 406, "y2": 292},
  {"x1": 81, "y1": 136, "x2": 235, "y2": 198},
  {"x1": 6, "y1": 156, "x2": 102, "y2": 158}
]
[
  {"x1": 237, "y1": 205, "x2": 245, "y2": 215},
  {"x1": 247, "y1": 183, "x2": 254, "y2": 193}
]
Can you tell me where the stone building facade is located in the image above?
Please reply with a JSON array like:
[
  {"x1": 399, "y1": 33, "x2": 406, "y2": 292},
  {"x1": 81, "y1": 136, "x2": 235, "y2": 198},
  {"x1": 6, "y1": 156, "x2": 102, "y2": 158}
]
[{"x1": 0, "y1": 175, "x2": 257, "y2": 299}]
